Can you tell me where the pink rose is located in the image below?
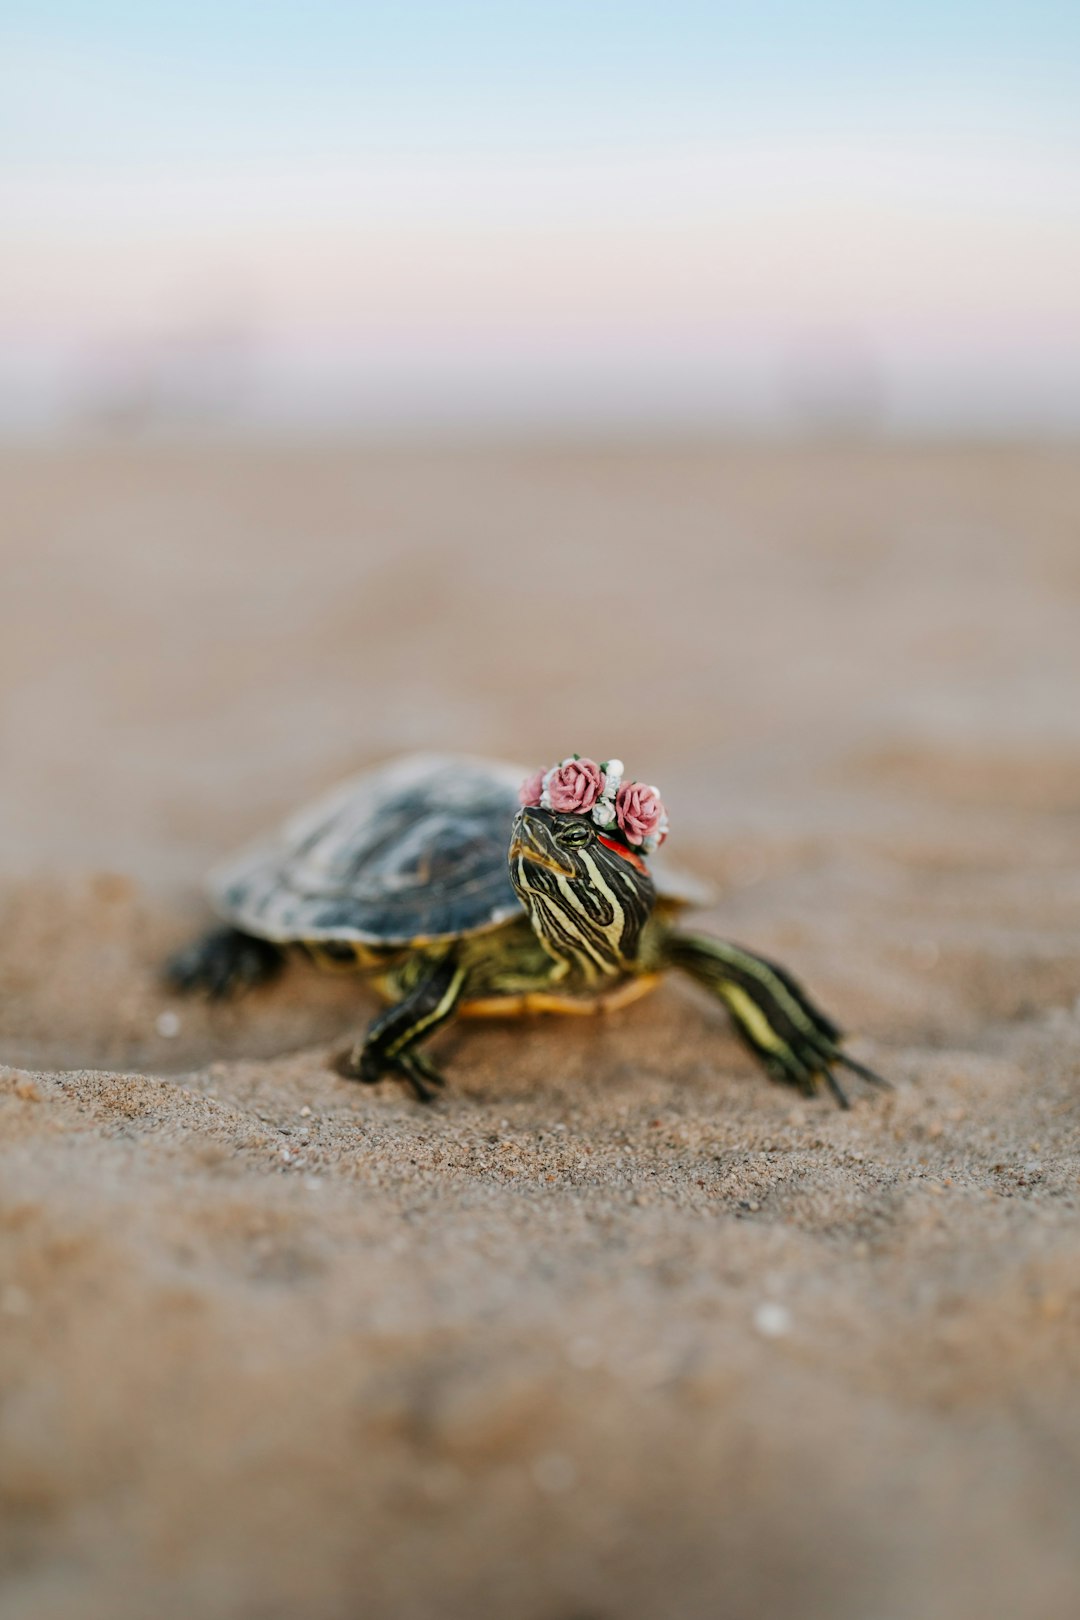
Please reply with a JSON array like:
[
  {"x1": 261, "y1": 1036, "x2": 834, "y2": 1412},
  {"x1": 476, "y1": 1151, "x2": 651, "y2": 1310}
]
[
  {"x1": 518, "y1": 769, "x2": 545, "y2": 807},
  {"x1": 615, "y1": 781, "x2": 666, "y2": 847},
  {"x1": 544, "y1": 757, "x2": 605, "y2": 815}
]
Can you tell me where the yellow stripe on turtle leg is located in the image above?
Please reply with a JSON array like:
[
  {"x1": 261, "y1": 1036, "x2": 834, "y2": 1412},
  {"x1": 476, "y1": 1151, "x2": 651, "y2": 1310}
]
[{"x1": 386, "y1": 962, "x2": 468, "y2": 1059}]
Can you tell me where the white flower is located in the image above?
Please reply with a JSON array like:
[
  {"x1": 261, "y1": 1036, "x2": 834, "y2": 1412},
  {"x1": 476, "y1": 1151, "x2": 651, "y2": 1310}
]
[
  {"x1": 539, "y1": 763, "x2": 560, "y2": 812},
  {"x1": 590, "y1": 758, "x2": 623, "y2": 829}
]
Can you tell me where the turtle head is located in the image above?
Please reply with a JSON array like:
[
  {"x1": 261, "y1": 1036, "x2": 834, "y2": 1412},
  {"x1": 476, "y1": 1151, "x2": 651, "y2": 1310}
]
[{"x1": 508, "y1": 806, "x2": 656, "y2": 979}]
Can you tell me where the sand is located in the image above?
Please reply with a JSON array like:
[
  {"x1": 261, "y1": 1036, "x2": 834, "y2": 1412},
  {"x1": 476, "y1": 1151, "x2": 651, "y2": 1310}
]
[{"x1": 2, "y1": 440, "x2": 1079, "y2": 1620}]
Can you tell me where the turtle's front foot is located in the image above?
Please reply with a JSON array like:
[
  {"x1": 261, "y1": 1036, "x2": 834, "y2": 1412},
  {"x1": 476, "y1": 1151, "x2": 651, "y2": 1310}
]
[
  {"x1": 722, "y1": 976, "x2": 891, "y2": 1111},
  {"x1": 664, "y1": 931, "x2": 891, "y2": 1109},
  {"x1": 340, "y1": 1043, "x2": 448, "y2": 1104},
  {"x1": 341, "y1": 953, "x2": 464, "y2": 1103},
  {"x1": 165, "y1": 926, "x2": 283, "y2": 1000}
]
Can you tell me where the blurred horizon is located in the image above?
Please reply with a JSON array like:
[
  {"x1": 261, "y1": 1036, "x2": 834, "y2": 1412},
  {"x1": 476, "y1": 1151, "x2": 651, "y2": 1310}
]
[{"x1": 4, "y1": 2, "x2": 1080, "y2": 439}]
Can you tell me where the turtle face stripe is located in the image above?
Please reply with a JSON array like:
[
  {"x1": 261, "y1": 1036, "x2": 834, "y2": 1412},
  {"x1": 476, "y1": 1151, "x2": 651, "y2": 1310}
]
[
  {"x1": 527, "y1": 889, "x2": 619, "y2": 982},
  {"x1": 508, "y1": 805, "x2": 656, "y2": 985},
  {"x1": 512, "y1": 848, "x2": 622, "y2": 978}
]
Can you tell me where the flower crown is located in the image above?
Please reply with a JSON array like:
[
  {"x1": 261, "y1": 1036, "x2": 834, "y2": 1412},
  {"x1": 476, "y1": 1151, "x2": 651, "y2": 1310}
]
[{"x1": 518, "y1": 755, "x2": 669, "y2": 855}]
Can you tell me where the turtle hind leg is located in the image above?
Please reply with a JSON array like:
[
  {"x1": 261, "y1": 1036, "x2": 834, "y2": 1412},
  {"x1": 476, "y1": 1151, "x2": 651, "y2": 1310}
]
[
  {"x1": 165, "y1": 925, "x2": 284, "y2": 1000},
  {"x1": 340, "y1": 952, "x2": 467, "y2": 1102},
  {"x1": 662, "y1": 930, "x2": 890, "y2": 1109}
]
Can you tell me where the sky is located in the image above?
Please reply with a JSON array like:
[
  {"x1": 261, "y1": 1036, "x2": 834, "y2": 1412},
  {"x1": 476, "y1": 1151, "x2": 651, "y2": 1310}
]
[{"x1": 4, "y1": 2, "x2": 1080, "y2": 434}]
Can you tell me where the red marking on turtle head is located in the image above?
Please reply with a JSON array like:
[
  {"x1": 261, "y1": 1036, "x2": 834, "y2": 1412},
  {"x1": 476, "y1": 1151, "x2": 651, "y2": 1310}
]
[{"x1": 597, "y1": 832, "x2": 649, "y2": 875}]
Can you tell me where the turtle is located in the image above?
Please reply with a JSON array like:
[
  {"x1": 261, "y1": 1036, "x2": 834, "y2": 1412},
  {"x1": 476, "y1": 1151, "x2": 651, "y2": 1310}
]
[{"x1": 166, "y1": 752, "x2": 888, "y2": 1107}]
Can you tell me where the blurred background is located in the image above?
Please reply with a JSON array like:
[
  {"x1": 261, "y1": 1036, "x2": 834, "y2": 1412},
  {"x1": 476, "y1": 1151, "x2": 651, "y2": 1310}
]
[
  {"x1": 4, "y1": 0, "x2": 1080, "y2": 1016},
  {"x1": 4, "y1": 0, "x2": 1080, "y2": 439},
  {"x1": 4, "y1": 12, "x2": 1080, "y2": 1620}
]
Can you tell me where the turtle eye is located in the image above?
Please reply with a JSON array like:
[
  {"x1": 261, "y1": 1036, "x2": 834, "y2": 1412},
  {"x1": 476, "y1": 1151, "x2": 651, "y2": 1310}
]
[{"x1": 557, "y1": 819, "x2": 592, "y2": 848}]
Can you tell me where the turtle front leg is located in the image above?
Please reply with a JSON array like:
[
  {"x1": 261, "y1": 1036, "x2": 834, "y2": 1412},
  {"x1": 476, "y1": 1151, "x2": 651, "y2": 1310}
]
[
  {"x1": 662, "y1": 930, "x2": 889, "y2": 1108},
  {"x1": 166, "y1": 926, "x2": 284, "y2": 999},
  {"x1": 342, "y1": 953, "x2": 468, "y2": 1103}
]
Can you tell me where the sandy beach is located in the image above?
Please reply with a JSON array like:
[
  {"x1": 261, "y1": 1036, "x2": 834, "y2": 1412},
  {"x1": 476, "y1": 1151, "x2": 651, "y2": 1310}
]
[{"x1": 2, "y1": 440, "x2": 1079, "y2": 1619}]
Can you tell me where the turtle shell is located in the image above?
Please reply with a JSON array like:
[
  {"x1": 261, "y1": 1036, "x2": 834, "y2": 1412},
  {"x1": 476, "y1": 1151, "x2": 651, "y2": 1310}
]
[
  {"x1": 209, "y1": 753, "x2": 712, "y2": 948},
  {"x1": 210, "y1": 755, "x2": 526, "y2": 947}
]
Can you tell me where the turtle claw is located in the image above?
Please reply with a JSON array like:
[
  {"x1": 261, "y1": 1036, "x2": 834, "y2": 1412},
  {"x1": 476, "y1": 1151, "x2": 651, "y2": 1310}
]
[
  {"x1": 397, "y1": 1057, "x2": 442, "y2": 1104},
  {"x1": 837, "y1": 1053, "x2": 893, "y2": 1091},
  {"x1": 758, "y1": 1025, "x2": 889, "y2": 1111},
  {"x1": 383, "y1": 1053, "x2": 446, "y2": 1103},
  {"x1": 406, "y1": 1053, "x2": 447, "y2": 1088},
  {"x1": 339, "y1": 1045, "x2": 447, "y2": 1103},
  {"x1": 821, "y1": 1067, "x2": 852, "y2": 1111},
  {"x1": 762, "y1": 1042, "x2": 882, "y2": 1111}
]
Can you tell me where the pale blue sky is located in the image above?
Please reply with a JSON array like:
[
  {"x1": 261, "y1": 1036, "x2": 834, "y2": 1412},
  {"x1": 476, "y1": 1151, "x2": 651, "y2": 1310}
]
[
  {"x1": 6, "y1": 2, "x2": 1080, "y2": 166},
  {"x1": 4, "y1": 3, "x2": 1080, "y2": 433}
]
